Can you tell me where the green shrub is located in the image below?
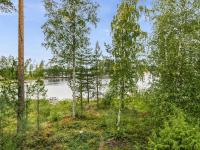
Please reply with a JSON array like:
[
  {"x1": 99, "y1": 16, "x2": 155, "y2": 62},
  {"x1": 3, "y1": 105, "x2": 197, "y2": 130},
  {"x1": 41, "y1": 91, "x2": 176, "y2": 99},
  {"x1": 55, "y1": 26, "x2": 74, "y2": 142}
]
[
  {"x1": 113, "y1": 128, "x2": 127, "y2": 140},
  {"x1": 1, "y1": 135, "x2": 16, "y2": 150},
  {"x1": 49, "y1": 110, "x2": 63, "y2": 122},
  {"x1": 148, "y1": 113, "x2": 200, "y2": 150}
]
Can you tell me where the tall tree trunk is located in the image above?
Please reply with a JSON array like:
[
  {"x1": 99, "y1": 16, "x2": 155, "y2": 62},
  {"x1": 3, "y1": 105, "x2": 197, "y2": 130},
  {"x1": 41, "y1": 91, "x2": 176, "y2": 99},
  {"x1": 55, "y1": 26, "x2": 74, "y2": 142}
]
[
  {"x1": 72, "y1": 16, "x2": 76, "y2": 118},
  {"x1": 71, "y1": 1, "x2": 77, "y2": 118},
  {"x1": 72, "y1": 44, "x2": 76, "y2": 118},
  {"x1": 17, "y1": 0, "x2": 25, "y2": 135}
]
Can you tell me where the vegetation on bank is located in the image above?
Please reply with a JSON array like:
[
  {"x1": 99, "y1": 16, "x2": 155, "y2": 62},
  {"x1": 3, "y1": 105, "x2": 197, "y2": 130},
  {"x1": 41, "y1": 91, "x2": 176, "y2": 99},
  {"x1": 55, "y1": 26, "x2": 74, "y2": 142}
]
[
  {"x1": 2, "y1": 96, "x2": 200, "y2": 150},
  {"x1": 1, "y1": 0, "x2": 200, "y2": 149},
  {"x1": 0, "y1": 97, "x2": 166, "y2": 149}
]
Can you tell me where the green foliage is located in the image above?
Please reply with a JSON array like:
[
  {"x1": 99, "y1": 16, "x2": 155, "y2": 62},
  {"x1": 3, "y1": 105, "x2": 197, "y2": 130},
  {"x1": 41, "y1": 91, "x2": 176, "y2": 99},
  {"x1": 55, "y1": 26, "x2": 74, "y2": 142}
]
[
  {"x1": 1, "y1": 0, "x2": 200, "y2": 149},
  {"x1": 32, "y1": 61, "x2": 45, "y2": 79},
  {"x1": 42, "y1": 0, "x2": 99, "y2": 117},
  {"x1": 148, "y1": 113, "x2": 200, "y2": 150},
  {"x1": 0, "y1": 56, "x2": 44, "y2": 80},
  {"x1": 45, "y1": 65, "x2": 67, "y2": 77},
  {"x1": 0, "y1": 0, "x2": 15, "y2": 13},
  {"x1": 110, "y1": 0, "x2": 146, "y2": 99},
  {"x1": 42, "y1": 0, "x2": 99, "y2": 69},
  {"x1": 49, "y1": 109, "x2": 63, "y2": 122},
  {"x1": 150, "y1": 0, "x2": 200, "y2": 116},
  {"x1": 76, "y1": 47, "x2": 96, "y2": 103},
  {"x1": 0, "y1": 56, "x2": 17, "y2": 80},
  {"x1": 0, "y1": 135, "x2": 16, "y2": 150}
]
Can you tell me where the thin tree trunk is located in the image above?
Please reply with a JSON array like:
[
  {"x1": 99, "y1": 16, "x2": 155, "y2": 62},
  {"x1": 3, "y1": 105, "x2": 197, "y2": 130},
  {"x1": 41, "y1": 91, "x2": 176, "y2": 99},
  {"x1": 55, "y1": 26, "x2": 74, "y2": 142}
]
[
  {"x1": 121, "y1": 80, "x2": 125, "y2": 109},
  {"x1": 72, "y1": 16, "x2": 76, "y2": 118},
  {"x1": 70, "y1": 1, "x2": 77, "y2": 118},
  {"x1": 96, "y1": 53, "x2": 100, "y2": 108},
  {"x1": 25, "y1": 91, "x2": 28, "y2": 130},
  {"x1": 17, "y1": 0, "x2": 25, "y2": 135},
  {"x1": 0, "y1": 110, "x2": 3, "y2": 147},
  {"x1": 72, "y1": 50, "x2": 76, "y2": 118},
  {"x1": 37, "y1": 93, "x2": 40, "y2": 131},
  {"x1": 87, "y1": 73, "x2": 89, "y2": 103},
  {"x1": 80, "y1": 83, "x2": 83, "y2": 111},
  {"x1": 117, "y1": 79, "x2": 124, "y2": 130},
  {"x1": 96, "y1": 74, "x2": 99, "y2": 108},
  {"x1": 116, "y1": 106, "x2": 121, "y2": 130}
]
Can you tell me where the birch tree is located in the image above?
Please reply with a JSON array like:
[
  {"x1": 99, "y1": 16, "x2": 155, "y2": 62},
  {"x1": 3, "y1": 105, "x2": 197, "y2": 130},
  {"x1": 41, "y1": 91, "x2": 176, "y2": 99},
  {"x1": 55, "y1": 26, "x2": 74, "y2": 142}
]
[
  {"x1": 150, "y1": 0, "x2": 200, "y2": 116},
  {"x1": 110, "y1": 0, "x2": 146, "y2": 129},
  {"x1": 42, "y1": 0, "x2": 99, "y2": 118}
]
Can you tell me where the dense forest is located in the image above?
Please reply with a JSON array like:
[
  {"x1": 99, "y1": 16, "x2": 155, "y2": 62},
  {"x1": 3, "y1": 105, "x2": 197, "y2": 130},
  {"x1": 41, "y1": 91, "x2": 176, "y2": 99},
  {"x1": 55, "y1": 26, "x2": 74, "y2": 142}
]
[{"x1": 0, "y1": 0, "x2": 200, "y2": 149}]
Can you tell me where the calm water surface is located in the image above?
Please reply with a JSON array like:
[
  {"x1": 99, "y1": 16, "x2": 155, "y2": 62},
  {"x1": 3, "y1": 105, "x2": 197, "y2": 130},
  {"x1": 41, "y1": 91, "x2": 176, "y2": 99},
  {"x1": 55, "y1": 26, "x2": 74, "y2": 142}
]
[
  {"x1": 45, "y1": 78, "x2": 73, "y2": 100},
  {"x1": 27, "y1": 74, "x2": 150, "y2": 100},
  {"x1": 44, "y1": 78, "x2": 110, "y2": 100}
]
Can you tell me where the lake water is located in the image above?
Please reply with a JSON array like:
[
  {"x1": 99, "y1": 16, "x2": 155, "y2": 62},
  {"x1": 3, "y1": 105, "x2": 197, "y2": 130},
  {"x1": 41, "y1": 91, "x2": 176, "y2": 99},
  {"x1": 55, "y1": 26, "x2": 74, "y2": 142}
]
[
  {"x1": 44, "y1": 79, "x2": 73, "y2": 100},
  {"x1": 42, "y1": 78, "x2": 110, "y2": 100},
  {"x1": 27, "y1": 74, "x2": 151, "y2": 100}
]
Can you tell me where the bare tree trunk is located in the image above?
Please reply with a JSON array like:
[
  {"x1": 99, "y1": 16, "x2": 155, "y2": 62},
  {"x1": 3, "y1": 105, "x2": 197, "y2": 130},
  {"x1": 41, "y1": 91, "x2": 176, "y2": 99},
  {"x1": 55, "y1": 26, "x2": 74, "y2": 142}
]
[{"x1": 17, "y1": 0, "x2": 25, "y2": 135}]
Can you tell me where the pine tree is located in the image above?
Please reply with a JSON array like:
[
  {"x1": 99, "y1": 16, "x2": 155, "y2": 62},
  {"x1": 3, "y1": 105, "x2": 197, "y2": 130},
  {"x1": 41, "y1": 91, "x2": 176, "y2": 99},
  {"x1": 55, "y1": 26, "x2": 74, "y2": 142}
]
[
  {"x1": 76, "y1": 47, "x2": 95, "y2": 107},
  {"x1": 76, "y1": 49, "x2": 87, "y2": 110},
  {"x1": 84, "y1": 48, "x2": 95, "y2": 104},
  {"x1": 17, "y1": 0, "x2": 25, "y2": 141},
  {"x1": 93, "y1": 41, "x2": 102, "y2": 107}
]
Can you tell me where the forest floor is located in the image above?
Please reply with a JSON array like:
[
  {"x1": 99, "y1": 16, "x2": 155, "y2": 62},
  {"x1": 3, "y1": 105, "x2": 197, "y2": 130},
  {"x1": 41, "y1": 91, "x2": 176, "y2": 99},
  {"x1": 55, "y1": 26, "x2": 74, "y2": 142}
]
[{"x1": 3, "y1": 98, "x2": 153, "y2": 150}]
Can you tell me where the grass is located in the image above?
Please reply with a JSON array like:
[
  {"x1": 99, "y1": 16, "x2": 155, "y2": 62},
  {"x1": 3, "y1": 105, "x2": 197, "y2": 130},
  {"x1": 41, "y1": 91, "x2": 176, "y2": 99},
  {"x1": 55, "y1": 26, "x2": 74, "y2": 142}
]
[{"x1": 1, "y1": 97, "x2": 154, "y2": 150}]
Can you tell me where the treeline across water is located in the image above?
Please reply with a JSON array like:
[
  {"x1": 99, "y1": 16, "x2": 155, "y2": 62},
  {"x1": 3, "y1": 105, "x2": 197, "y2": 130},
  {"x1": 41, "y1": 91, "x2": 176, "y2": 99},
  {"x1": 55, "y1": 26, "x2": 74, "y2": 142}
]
[
  {"x1": 1, "y1": 0, "x2": 200, "y2": 149},
  {"x1": 0, "y1": 55, "x2": 113, "y2": 80}
]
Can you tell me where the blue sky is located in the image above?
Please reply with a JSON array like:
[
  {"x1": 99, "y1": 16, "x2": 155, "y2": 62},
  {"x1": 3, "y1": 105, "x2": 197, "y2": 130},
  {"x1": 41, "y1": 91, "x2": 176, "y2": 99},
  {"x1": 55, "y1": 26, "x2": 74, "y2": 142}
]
[{"x1": 0, "y1": 0, "x2": 151, "y2": 63}]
